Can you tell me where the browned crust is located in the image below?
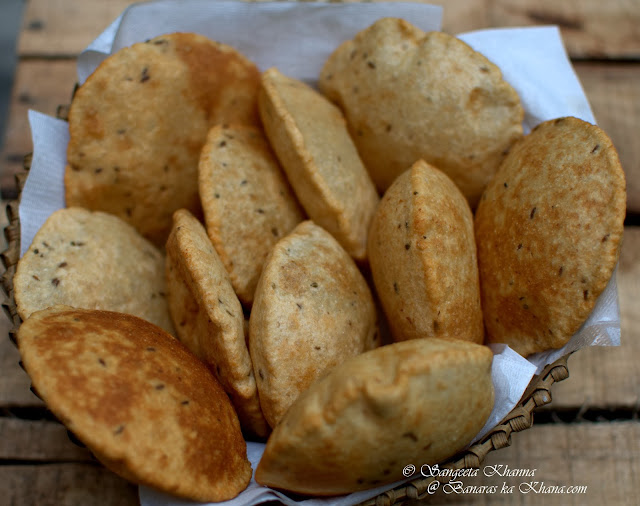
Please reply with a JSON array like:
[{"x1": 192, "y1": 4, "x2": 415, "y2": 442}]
[
  {"x1": 17, "y1": 306, "x2": 251, "y2": 502},
  {"x1": 259, "y1": 68, "x2": 379, "y2": 261},
  {"x1": 256, "y1": 338, "x2": 493, "y2": 495},
  {"x1": 198, "y1": 124, "x2": 304, "y2": 305},
  {"x1": 65, "y1": 33, "x2": 260, "y2": 246},
  {"x1": 475, "y1": 117, "x2": 626, "y2": 356},
  {"x1": 249, "y1": 220, "x2": 379, "y2": 428},
  {"x1": 165, "y1": 209, "x2": 270, "y2": 438},
  {"x1": 368, "y1": 160, "x2": 484, "y2": 343}
]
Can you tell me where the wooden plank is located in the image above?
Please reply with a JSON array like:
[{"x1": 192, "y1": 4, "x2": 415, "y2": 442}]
[
  {"x1": 17, "y1": 0, "x2": 137, "y2": 57},
  {"x1": 16, "y1": 0, "x2": 640, "y2": 59},
  {"x1": 1, "y1": 421, "x2": 637, "y2": 505},
  {"x1": 574, "y1": 62, "x2": 640, "y2": 214},
  {"x1": 546, "y1": 227, "x2": 640, "y2": 410},
  {"x1": 488, "y1": 0, "x2": 640, "y2": 59},
  {"x1": 0, "y1": 418, "x2": 92, "y2": 461},
  {"x1": 406, "y1": 421, "x2": 640, "y2": 505},
  {"x1": 0, "y1": 463, "x2": 138, "y2": 506},
  {"x1": 0, "y1": 59, "x2": 77, "y2": 197}
]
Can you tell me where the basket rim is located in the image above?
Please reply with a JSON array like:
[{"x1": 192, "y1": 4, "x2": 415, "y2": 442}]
[{"x1": 0, "y1": 152, "x2": 571, "y2": 506}]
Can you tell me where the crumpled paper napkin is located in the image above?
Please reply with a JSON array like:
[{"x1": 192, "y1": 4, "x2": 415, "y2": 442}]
[{"x1": 19, "y1": 2, "x2": 619, "y2": 505}]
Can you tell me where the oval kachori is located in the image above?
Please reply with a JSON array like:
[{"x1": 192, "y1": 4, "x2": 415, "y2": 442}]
[
  {"x1": 475, "y1": 116, "x2": 626, "y2": 356},
  {"x1": 17, "y1": 306, "x2": 251, "y2": 502}
]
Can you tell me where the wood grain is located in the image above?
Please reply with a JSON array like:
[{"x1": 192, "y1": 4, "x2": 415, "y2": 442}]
[
  {"x1": 575, "y1": 62, "x2": 640, "y2": 214},
  {"x1": 407, "y1": 421, "x2": 640, "y2": 505},
  {"x1": 0, "y1": 59, "x2": 77, "y2": 197},
  {"x1": 0, "y1": 463, "x2": 138, "y2": 506},
  {"x1": 548, "y1": 227, "x2": 640, "y2": 411},
  {"x1": 17, "y1": 0, "x2": 137, "y2": 57},
  {"x1": 0, "y1": 418, "x2": 92, "y2": 461},
  {"x1": 441, "y1": 0, "x2": 492, "y2": 35},
  {"x1": 0, "y1": 420, "x2": 637, "y2": 505},
  {"x1": 489, "y1": 0, "x2": 640, "y2": 59},
  {"x1": 16, "y1": 0, "x2": 640, "y2": 59}
]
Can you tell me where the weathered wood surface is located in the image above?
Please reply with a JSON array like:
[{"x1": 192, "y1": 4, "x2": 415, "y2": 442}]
[
  {"x1": 17, "y1": 0, "x2": 136, "y2": 58},
  {"x1": 1, "y1": 463, "x2": 139, "y2": 506},
  {"x1": 2, "y1": 0, "x2": 640, "y2": 504},
  {"x1": 547, "y1": 227, "x2": 640, "y2": 410},
  {"x1": 407, "y1": 421, "x2": 640, "y2": 505},
  {"x1": 17, "y1": 0, "x2": 640, "y2": 59},
  {"x1": 487, "y1": 0, "x2": 640, "y2": 59},
  {"x1": 0, "y1": 60, "x2": 76, "y2": 197},
  {"x1": 1, "y1": 417, "x2": 637, "y2": 505},
  {"x1": 0, "y1": 418, "x2": 92, "y2": 461}
]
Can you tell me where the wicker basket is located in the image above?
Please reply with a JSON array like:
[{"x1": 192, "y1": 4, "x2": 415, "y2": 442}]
[{"x1": 1, "y1": 109, "x2": 571, "y2": 506}]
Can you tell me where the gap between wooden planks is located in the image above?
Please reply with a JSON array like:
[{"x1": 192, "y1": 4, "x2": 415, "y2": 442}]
[
  {"x1": 404, "y1": 421, "x2": 640, "y2": 506},
  {"x1": 1, "y1": 462, "x2": 138, "y2": 506},
  {"x1": 547, "y1": 226, "x2": 640, "y2": 410},
  {"x1": 0, "y1": 60, "x2": 77, "y2": 198},
  {"x1": 16, "y1": 0, "x2": 640, "y2": 59},
  {"x1": 0, "y1": 419, "x2": 638, "y2": 505}
]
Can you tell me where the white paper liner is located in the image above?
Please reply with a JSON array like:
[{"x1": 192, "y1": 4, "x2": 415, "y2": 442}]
[
  {"x1": 16, "y1": 2, "x2": 620, "y2": 505},
  {"x1": 77, "y1": 0, "x2": 443, "y2": 85}
]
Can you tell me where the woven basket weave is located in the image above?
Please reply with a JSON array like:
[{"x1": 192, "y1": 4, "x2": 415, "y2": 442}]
[{"x1": 1, "y1": 107, "x2": 571, "y2": 505}]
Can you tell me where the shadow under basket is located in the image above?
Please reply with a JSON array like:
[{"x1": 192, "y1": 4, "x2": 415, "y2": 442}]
[{"x1": 0, "y1": 107, "x2": 571, "y2": 506}]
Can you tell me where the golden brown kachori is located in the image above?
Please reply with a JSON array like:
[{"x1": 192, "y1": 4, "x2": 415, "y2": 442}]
[
  {"x1": 368, "y1": 160, "x2": 484, "y2": 344},
  {"x1": 65, "y1": 33, "x2": 261, "y2": 245},
  {"x1": 320, "y1": 18, "x2": 523, "y2": 207},
  {"x1": 17, "y1": 306, "x2": 251, "y2": 502},
  {"x1": 14, "y1": 207, "x2": 173, "y2": 334},
  {"x1": 250, "y1": 220, "x2": 378, "y2": 428},
  {"x1": 475, "y1": 116, "x2": 626, "y2": 356},
  {"x1": 198, "y1": 124, "x2": 304, "y2": 306},
  {"x1": 165, "y1": 209, "x2": 269, "y2": 438},
  {"x1": 256, "y1": 338, "x2": 494, "y2": 495},
  {"x1": 259, "y1": 68, "x2": 379, "y2": 262}
]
